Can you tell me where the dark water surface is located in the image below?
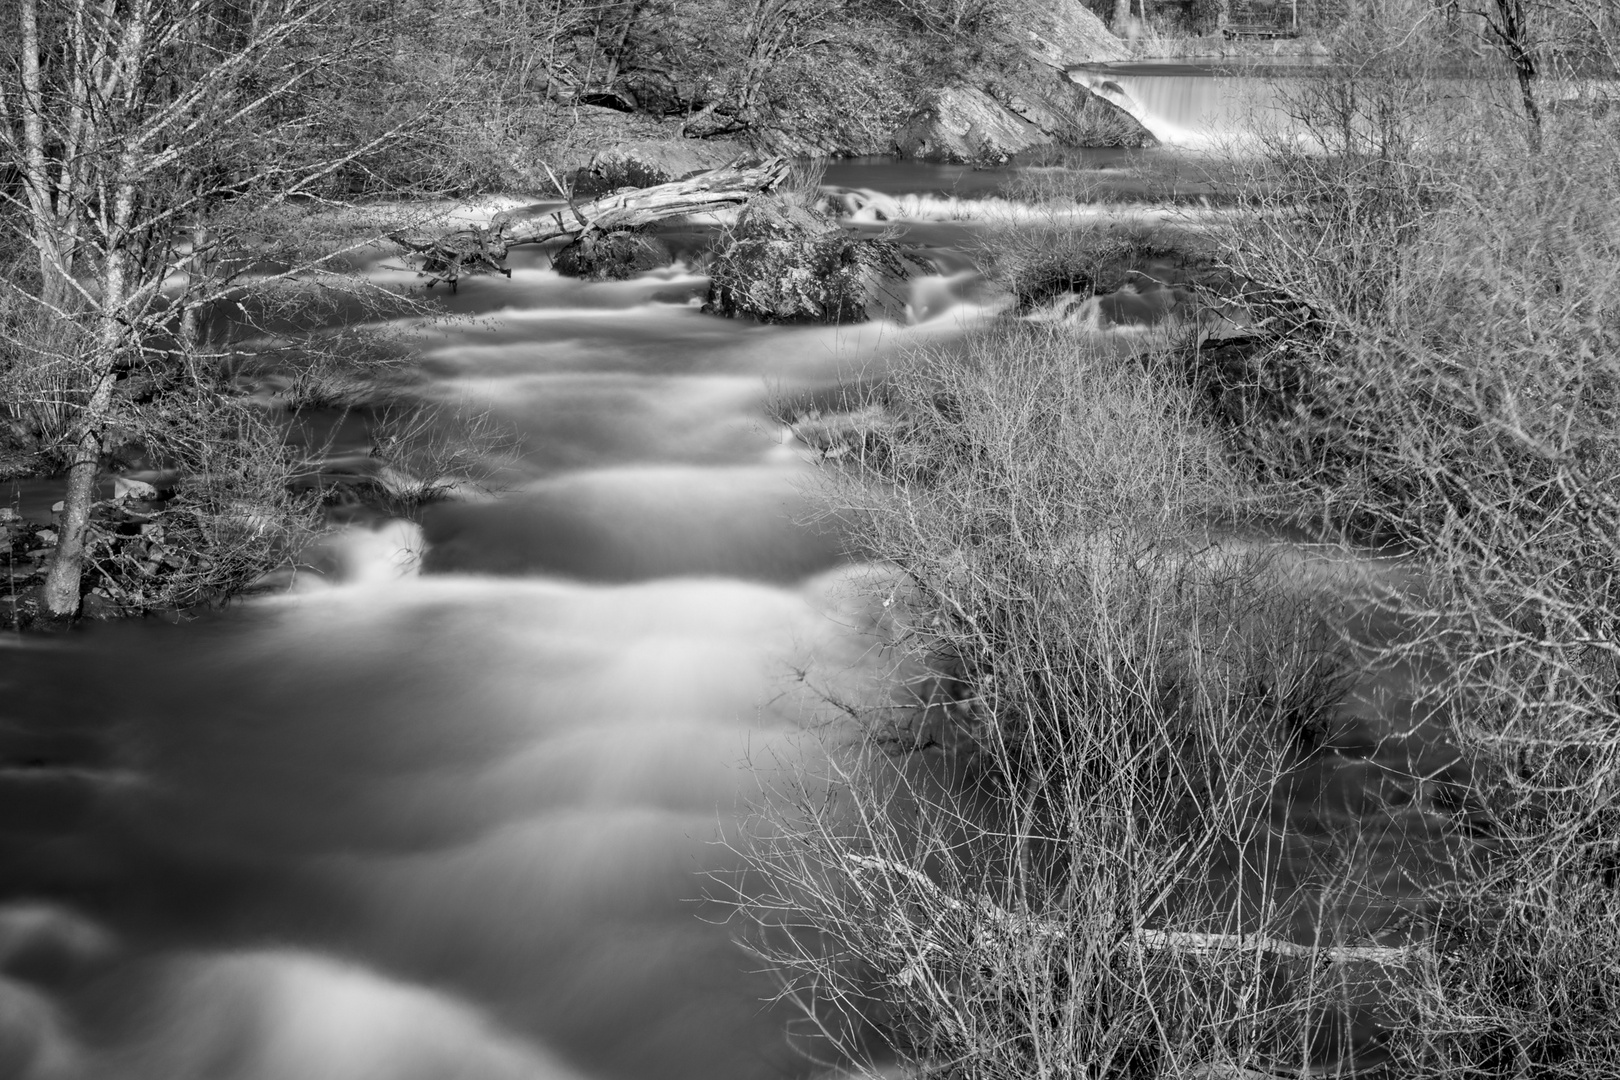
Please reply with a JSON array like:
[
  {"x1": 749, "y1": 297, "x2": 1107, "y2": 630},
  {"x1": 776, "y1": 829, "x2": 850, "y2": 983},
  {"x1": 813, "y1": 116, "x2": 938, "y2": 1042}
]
[{"x1": 1, "y1": 160, "x2": 1462, "y2": 1080}]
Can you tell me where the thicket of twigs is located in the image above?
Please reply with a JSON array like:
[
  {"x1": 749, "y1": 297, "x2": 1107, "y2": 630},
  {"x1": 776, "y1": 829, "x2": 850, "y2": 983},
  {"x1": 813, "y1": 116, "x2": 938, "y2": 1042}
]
[
  {"x1": 733, "y1": 326, "x2": 1427, "y2": 1078},
  {"x1": 733, "y1": 5, "x2": 1620, "y2": 1078},
  {"x1": 1203, "y1": 10, "x2": 1620, "y2": 1074}
]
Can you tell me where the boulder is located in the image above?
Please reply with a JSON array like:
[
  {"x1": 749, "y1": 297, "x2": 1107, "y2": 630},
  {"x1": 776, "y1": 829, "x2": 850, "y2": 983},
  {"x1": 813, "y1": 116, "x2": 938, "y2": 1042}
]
[
  {"x1": 1025, "y1": 0, "x2": 1132, "y2": 69},
  {"x1": 704, "y1": 195, "x2": 923, "y2": 324},
  {"x1": 895, "y1": 67, "x2": 1155, "y2": 161},
  {"x1": 571, "y1": 138, "x2": 749, "y2": 197},
  {"x1": 894, "y1": 87, "x2": 1046, "y2": 164},
  {"x1": 552, "y1": 230, "x2": 673, "y2": 280},
  {"x1": 731, "y1": 196, "x2": 840, "y2": 240},
  {"x1": 113, "y1": 476, "x2": 159, "y2": 502}
]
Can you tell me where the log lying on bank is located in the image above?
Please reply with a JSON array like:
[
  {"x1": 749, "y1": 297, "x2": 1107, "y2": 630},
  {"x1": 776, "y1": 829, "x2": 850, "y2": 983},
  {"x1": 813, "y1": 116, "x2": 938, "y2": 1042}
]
[
  {"x1": 393, "y1": 156, "x2": 791, "y2": 289},
  {"x1": 845, "y1": 854, "x2": 1427, "y2": 967},
  {"x1": 841, "y1": 853, "x2": 1423, "y2": 1080}
]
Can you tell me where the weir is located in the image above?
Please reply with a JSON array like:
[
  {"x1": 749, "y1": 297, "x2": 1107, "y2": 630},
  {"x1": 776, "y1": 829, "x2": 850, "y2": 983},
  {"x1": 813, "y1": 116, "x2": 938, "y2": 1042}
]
[{"x1": 1068, "y1": 62, "x2": 1300, "y2": 147}]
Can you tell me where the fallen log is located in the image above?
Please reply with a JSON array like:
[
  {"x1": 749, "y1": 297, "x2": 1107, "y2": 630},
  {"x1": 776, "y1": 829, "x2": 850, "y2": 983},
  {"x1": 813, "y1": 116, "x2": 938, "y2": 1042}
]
[
  {"x1": 843, "y1": 853, "x2": 1411, "y2": 1080},
  {"x1": 845, "y1": 854, "x2": 1427, "y2": 967},
  {"x1": 393, "y1": 155, "x2": 791, "y2": 290}
]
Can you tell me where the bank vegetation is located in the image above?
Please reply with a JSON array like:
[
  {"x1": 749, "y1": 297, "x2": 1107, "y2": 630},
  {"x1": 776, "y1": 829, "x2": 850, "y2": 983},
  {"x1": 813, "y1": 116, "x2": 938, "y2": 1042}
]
[{"x1": 733, "y1": 2, "x2": 1620, "y2": 1078}]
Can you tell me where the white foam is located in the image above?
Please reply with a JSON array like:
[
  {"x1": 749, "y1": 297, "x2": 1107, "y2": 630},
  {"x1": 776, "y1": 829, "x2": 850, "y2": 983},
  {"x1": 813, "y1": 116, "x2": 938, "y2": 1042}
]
[{"x1": 93, "y1": 950, "x2": 582, "y2": 1080}]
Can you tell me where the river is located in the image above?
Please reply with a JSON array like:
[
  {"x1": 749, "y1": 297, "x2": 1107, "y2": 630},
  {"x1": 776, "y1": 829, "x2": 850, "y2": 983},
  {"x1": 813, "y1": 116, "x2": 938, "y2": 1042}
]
[{"x1": 1, "y1": 75, "x2": 1468, "y2": 1080}]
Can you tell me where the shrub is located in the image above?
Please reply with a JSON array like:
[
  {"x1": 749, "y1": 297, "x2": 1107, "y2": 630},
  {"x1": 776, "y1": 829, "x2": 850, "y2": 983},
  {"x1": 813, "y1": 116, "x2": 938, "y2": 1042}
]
[
  {"x1": 732, "y1": 325, "x2": 1408, "y2": 1078},
  {"x1": 1194, "y1": 11, "x2": 1620, "y2": 1075}
]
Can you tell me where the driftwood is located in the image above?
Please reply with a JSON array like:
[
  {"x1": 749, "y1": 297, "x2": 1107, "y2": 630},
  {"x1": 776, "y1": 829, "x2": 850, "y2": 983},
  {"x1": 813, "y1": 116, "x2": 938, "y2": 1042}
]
[
  {"x1": 843, "y1": 854, "x2": 1418, "y2": 1079},
  {"x1": 845, "y1": 854, "x2": 1426, "y2": 967},
  {"x1": 393, "y1": 155, "x2": 791, "y2": 289}
]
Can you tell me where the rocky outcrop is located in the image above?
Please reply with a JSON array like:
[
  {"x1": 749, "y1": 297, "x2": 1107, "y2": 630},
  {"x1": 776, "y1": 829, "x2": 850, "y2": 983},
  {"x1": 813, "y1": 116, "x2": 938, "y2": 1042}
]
[
  {"x1": 891, "y1": 4, "x2": 1153, "y2": 161},
  {"x1": 890, "y1": 1, "x2": 1141, "y2": 157},
  {"x1": 570, "y1": 138, "x2": 749, "y2": 197},
  {"x1": 894, "y1": 75, "x2": 1155, "y2": 160},
  {"x1": 1001, "y1": 68, "x2": 1160, "y2": 149},
  {"x1": 704, "y1": 196, "x2": 924, "y2": 324},
  {"x1": 1025, "y1": 0, "x2": 1132, "y2": 69},
  {"x1": 894, "y1": 86, "x2": 1046, "y2": 164}
]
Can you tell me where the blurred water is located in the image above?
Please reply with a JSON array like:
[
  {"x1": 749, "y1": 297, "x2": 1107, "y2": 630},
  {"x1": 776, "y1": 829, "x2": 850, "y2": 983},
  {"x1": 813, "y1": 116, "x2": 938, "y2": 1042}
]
[
  {"x1": 0, "y1": 170, "x2": 1462, "y2": 1080},
  {"x1": 0, "y1": 192, "x2": 1000, "y2": 1080}
]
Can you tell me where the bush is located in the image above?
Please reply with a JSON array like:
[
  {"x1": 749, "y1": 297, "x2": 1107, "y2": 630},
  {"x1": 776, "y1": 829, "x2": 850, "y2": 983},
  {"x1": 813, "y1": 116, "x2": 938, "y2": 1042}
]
[
  {"x1": 975, "y1": 217, "x2": 1194, "y2": 311},
  {"x1": 704, "y1": 195, "x2": 919, "y2": 324},
  {"x1": 732, "y1": 325, "x2": 1411, "y2": 1078},
  {"x1": 1191, "y1": 11, "x2": 1620, "y2": 1075}
]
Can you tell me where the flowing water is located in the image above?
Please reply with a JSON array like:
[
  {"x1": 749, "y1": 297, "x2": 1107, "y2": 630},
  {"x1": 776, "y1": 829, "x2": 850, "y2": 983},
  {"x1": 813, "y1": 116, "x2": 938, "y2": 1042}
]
[{"x1": 1, "y1": 151, "x2": 1465, "y2": 1079}]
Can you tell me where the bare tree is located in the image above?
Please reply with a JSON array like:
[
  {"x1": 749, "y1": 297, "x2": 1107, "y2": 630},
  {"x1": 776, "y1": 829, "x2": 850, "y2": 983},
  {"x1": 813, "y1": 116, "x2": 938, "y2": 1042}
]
[{"x1": 0, "y1": 0, "x2": 419, "y2": 617}]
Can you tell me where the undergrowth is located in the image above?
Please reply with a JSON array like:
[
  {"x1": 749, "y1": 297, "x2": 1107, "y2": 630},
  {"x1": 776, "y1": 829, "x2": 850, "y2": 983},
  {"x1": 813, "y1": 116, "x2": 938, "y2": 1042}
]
[
  {"x1": 735, "y1": 4, "x2": 1620, "y2": 1077},
  {"x1": 1201, "y1": 21, "x2": 1620, "y2": 1072},
  {"x1": 734, "y1": 326, "x2": 1414, "y2": 1079}
]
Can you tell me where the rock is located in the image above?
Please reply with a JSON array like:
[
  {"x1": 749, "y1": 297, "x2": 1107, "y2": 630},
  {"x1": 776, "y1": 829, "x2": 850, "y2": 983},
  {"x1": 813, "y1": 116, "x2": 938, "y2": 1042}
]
[
  {"x1": 890, "y1": 1, "x2": 1147, "y2": 160},
  {"x1": 50, "y1": 501, "x2": 63, "y2": 514},
  {"x1": 734, "y1": 196, "x2": 840, "y2": 240},
  {"x1": 0, "y1": 508, "x2": 18, "y2": 524},
  {"x1": 113, "y1": 476, "x2": 159, "y2": 502},
  {"x1": 894, "y1": 87, "x2": 1045, "y2": 164},
  {"x1": 552, "y1": 230, "x2": 673, "y2": 280},
  {"x1": 704, "y1": 195, "x2": 923, "y2": 324},
  {"x1": 571, "y1": 138, "x2": 749, "y2": 197},
  {"x1": 1000, "y1": 71, "x2": 1159, "y2": 150},
  {"x1": 1025, "y1": 0, "x2": 1131, "y2": 69},
  {"x1": 35, "y1": 529, "x2": 56, "y2": 546},
  {"x1": 80, "y1": 591, "x2": 118, "y2": 619}
]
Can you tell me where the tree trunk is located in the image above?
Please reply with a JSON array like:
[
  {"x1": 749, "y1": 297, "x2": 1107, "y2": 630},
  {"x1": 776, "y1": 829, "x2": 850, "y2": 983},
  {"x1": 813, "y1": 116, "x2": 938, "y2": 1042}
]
[
  {"x1": 1491, "y1": 0, "x2": 1543, "y2": 151},
  {"x1": 40, "y1": 200, "x2": 135, "y2": 619},
  {"x1": 394, "y1": 156, "x2": 789, "y2": 287},
  {"x1": 40, "y1": 410, "x2": 107, "y2": 616}
]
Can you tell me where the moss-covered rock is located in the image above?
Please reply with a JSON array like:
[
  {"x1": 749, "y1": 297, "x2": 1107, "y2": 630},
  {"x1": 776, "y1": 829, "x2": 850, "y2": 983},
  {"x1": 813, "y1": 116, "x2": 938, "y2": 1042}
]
[
  {"x1": 703, "y1": 196, "x2": 922, "y2": 324},
  {"x1": 552, "y1": 230, "x2": 674, "y2": 280}
]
